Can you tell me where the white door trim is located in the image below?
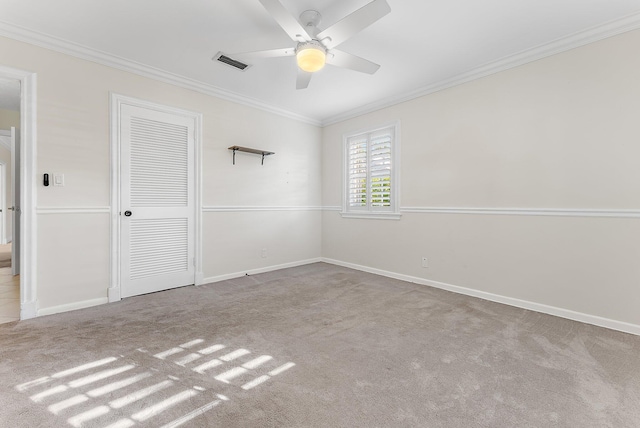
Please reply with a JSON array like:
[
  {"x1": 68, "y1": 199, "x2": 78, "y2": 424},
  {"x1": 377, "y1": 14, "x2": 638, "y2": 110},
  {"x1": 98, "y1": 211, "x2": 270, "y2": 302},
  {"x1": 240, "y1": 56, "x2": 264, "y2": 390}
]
[
  {"x1": 109, "y1": 93, "x2": 203, "y2": 302},
  {"x1": 0, "y1": 65, "x2": 37, "y2": 319}
]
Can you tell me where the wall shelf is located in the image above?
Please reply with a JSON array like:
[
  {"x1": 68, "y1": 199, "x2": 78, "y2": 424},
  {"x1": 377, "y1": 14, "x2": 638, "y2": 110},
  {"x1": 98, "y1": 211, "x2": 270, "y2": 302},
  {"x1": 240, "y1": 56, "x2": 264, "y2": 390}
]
[{"x1": 228, "y1": 146, "x2": 275, "y2": 165}]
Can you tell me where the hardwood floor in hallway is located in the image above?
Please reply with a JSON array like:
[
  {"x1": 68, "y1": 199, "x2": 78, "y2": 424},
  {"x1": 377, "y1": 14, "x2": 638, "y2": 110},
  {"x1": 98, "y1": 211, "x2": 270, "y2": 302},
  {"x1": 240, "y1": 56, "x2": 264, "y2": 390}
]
[{"x1": 0, "y1": 243, "x2": 19, "y2": 324}]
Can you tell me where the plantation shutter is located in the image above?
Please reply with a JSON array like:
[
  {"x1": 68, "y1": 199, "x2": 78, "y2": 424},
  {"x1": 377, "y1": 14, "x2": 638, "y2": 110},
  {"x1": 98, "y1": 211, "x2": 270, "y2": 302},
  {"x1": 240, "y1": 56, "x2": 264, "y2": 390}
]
[
  {"x1": 346, "y1": 126, "x2": 394, "y2": 211},
  {"x1": 348, "y1": 135, "x2": 368, "y2": 208},
  {"x1": 369, "y1": 129, "x2": 392, "y2": 208}
]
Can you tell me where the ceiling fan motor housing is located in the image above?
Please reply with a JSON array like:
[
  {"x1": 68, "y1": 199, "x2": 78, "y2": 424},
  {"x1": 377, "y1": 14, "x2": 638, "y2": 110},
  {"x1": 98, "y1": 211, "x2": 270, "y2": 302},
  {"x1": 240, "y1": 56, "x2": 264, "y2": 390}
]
[{"x1": 296, "y1": 40, "x2": 326, "y2": 54}]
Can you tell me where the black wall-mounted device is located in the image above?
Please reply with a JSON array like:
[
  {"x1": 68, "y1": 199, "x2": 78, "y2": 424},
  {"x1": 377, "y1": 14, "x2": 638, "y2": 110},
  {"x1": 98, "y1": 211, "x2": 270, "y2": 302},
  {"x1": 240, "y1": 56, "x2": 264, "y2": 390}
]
[{"x1": 43, "y1": 173, "x2": 49, "y2": 187}]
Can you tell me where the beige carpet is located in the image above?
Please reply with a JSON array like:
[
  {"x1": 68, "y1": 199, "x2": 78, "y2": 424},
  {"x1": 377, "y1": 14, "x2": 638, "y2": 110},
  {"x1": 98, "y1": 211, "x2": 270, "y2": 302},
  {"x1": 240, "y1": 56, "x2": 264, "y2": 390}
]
[{"x1": 1, "y1": 263, "x2": 639, "y2": 427}]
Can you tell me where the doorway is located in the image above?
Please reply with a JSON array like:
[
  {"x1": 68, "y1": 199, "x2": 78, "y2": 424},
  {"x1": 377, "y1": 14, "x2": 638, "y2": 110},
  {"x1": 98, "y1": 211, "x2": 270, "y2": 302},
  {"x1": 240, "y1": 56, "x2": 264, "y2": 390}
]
[
  {"x1": 0, "y1": 65, "x2": 36, "y2": 321},
  {"x1": 110, "y1": 94, "x2": 203, "y2": 300},
  {"x1": 0, "y1": 77, "x2": 20, "y2": 323}
]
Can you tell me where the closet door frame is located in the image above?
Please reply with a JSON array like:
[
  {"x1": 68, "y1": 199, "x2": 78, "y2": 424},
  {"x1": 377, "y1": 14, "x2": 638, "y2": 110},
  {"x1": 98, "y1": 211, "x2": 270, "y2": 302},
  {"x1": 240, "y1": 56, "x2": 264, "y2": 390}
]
[{"x1": 109, "y1": 93, "x2": 203, "y2": 302}]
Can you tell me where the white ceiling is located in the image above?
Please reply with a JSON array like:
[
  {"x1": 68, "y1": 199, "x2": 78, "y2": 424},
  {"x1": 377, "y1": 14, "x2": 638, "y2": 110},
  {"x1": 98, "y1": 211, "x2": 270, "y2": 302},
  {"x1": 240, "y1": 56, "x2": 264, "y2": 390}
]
[{"x1": 1, "y1": 0, "x2": 640, "y2": 124}]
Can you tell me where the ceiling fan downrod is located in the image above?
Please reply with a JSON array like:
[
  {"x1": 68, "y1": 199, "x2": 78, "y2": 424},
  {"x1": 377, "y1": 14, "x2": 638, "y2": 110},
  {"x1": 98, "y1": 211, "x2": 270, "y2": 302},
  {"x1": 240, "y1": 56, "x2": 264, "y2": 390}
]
[{"x1": 299, "y1": 9, "x2": 322, "y2": 36}]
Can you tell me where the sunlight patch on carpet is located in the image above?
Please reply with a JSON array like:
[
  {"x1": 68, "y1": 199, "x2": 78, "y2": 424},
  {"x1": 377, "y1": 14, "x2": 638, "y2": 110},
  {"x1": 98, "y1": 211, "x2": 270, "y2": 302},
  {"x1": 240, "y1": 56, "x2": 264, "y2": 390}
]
[{"x1": 15, "y1": 338, "x2": 296, "y2": 427}]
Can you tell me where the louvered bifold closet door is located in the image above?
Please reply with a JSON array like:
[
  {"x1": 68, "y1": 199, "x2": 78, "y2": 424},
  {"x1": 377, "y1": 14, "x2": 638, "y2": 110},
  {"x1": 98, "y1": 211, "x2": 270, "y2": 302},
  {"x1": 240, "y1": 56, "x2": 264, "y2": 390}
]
[{"x1": 120, "y1": 104, "x2": 195, "y2": 298}]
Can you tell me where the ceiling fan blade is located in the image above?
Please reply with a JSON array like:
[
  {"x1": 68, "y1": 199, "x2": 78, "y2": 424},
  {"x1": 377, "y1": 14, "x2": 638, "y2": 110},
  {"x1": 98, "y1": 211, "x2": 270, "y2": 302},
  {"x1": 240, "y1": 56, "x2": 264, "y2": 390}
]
[
  {"x1": 326, "y1": 50, "x2": 380, "y2": 74},
  {"x1": 296, "y1": 69, "x2": 313, "y2": 90},
  {"x1": 317, "y1": 0, "x2": 391, "y2": 49},
  {"x1": 232, "y1": 48, "x2": 295, "y2": 61},
  {"x1": 259, "y1": 0, "x2": 312, "y2": 42}
]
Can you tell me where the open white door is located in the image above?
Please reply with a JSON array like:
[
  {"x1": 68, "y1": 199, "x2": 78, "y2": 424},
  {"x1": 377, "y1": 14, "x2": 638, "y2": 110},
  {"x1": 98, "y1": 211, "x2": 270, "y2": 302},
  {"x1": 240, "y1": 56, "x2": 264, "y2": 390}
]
[
  {"x1": 10, "y1": 126, "x2": 19, "y2": 276},
  {"x1": 120, "y1": 104, "x2": 195, "y2": 298},
  {"x1": 0, "y1": 132, "x2": 8, "y2": 246},
  {"x1": 0, "y1": 163, "x2": 4, "y2": 245}
]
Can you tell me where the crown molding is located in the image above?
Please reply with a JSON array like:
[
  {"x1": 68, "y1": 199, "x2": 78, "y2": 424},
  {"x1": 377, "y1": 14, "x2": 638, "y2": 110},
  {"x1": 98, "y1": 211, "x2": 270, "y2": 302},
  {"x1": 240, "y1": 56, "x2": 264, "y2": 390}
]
[
  {"x1": 0, "y1": 21, "x2": 322, "y2": 127},
  {"x1": 321, "y1": 11, "x2": 640, "y2": 126},
  {"x1": 1, "y1": 10, "x2": 639, "y2": 129}
]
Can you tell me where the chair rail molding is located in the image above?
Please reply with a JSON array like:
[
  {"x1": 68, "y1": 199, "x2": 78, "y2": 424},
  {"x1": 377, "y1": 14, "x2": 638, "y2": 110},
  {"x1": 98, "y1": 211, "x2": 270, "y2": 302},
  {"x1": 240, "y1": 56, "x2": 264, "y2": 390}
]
[
  {"x1": 36, "y1": 206, "x2": 111, "y2": 214},
  {"x1": 202, "y1": 206, "x2": 324, "y2": 212},
  {"x1": 321, "y1": 206, "x2": 640, "y2": 219},
  {"x1": 399, "y1": 206, "x2": 640, "y2": 219}
]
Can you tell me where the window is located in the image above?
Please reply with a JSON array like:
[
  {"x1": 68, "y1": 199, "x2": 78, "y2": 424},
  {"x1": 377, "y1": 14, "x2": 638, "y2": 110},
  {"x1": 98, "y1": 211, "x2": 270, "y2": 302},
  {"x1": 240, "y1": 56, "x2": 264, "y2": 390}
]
[{"x1": 342, "y1": 122, "x2": 400, "y2": 219}]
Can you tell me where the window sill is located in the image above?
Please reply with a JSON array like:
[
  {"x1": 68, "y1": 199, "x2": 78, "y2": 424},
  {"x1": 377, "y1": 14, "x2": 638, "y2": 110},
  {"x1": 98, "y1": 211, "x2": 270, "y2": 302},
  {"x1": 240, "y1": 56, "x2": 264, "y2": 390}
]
[{"x1": 340, "y1": 212, "x2": 402, "y2": 220}]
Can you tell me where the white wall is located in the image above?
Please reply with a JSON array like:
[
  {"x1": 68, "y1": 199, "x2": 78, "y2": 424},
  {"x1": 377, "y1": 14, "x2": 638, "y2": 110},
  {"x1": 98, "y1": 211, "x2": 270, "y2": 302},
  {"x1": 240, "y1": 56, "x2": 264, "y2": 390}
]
[
  {"x1": 0, "y1": 108, "x2": 19, "y2": 130},
  {"x1": 322, "y1": 29, "x2": 640, "y2": 329},
  {"x1": 0, "y1": 36, "x2": 322, "y2": 312}
]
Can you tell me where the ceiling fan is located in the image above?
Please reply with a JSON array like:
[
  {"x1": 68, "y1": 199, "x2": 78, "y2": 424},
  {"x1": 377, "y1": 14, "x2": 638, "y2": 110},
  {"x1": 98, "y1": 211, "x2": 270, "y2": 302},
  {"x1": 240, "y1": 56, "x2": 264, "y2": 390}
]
[{"x1": 229, "y1": 0, "x2": 391, "y2": 89}]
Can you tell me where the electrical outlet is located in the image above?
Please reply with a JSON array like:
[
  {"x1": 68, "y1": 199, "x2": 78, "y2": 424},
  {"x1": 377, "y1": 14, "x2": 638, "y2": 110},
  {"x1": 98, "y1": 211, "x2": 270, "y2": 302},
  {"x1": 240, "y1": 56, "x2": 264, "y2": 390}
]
[
  {"x1": 261, "y1": 248, "x2": 267, "y2": 258},
  {"x1": 421, "y1": 257, "x2": 428, "y2": 268}
]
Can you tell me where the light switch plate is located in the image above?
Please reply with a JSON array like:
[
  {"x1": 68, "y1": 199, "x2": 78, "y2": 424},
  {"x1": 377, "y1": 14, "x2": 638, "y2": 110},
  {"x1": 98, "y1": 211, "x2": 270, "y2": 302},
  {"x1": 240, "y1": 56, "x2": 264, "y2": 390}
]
[{"x1": 53, "y1": 174, "x2": 64, "y2": 186}]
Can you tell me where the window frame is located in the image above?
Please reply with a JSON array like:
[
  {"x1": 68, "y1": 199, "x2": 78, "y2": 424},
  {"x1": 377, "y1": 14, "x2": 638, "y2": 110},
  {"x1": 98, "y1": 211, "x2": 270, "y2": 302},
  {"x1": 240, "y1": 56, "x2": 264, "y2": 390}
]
[{"x1": 341, "y1": 121, "x2": 401, "y2": 220}]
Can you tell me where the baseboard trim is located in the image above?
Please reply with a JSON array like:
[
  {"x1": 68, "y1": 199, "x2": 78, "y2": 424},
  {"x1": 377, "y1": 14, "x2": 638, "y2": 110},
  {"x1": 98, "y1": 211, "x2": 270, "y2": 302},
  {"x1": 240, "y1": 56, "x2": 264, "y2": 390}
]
[
  {"x1": 321, "y1": 258, "x2": 640, "y2": 336},
  {"x1": 107, "y1": 286, "x2": 121, "y2": 303},
  {"x1": 37, "y1": 297, "x2": 109, "y2": 317},
  {"x1": 195, "y1": 271, "x2": 205, "y2": 286},
  {"x1": 202, "y1": 258, "x2": 322, "y2": 284},
  {"x1": 20, "y1": 300, "x2": 37, "y2": 320}
]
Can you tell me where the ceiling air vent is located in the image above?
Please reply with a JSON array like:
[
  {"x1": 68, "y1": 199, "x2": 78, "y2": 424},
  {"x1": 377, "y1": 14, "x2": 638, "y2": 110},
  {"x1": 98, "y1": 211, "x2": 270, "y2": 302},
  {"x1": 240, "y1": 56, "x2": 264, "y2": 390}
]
[{"x1": 213, "y1": 52, "x2": 251, "y2": 71}]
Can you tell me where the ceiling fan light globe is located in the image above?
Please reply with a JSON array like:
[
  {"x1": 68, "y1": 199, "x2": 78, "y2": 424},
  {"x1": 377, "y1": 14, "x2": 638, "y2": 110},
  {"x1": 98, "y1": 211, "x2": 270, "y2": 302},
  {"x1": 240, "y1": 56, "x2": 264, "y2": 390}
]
[{"x1": 297, "y1": 46, "x2": 326, "y2": 72}]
